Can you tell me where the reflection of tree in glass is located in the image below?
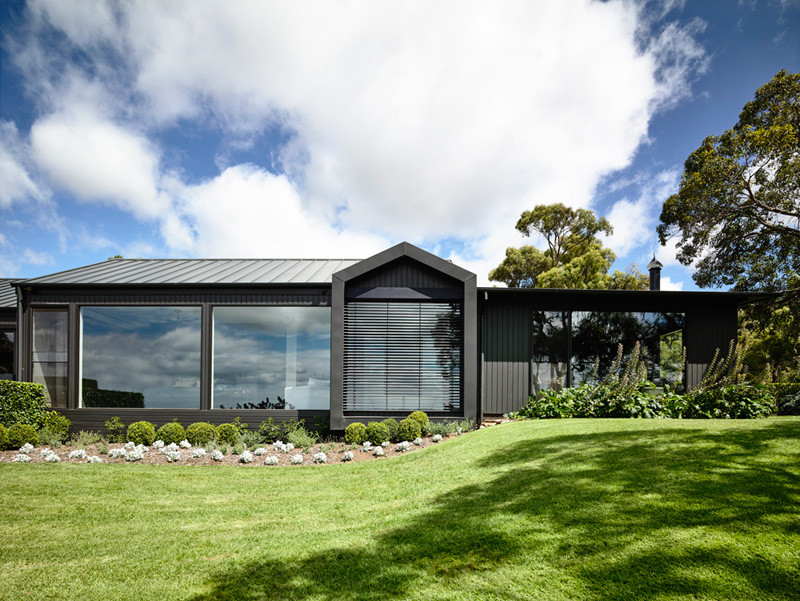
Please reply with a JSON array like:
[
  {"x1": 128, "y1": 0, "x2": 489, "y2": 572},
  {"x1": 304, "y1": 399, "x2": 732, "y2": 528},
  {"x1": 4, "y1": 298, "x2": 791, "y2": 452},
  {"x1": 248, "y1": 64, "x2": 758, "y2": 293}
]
[
  {"x1": 432, "y1": 304, "x2": 463, "y2": 382},
  {"x1": 659, "y1": 330, "x2": 685, "y2": 391},
  {"x1": 0, "y1": 332, "x2": 13, "y2": 374},
  {"x1": 531, "y1": 312, "x2": 568, "y2": 393}
]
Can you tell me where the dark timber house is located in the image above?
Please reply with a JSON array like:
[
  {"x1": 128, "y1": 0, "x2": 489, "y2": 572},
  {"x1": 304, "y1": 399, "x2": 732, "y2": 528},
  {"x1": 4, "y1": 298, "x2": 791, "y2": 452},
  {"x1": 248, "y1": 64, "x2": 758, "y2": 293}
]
[{"x1": 2, "y1": 242, "x2": 766, "y2": 433}]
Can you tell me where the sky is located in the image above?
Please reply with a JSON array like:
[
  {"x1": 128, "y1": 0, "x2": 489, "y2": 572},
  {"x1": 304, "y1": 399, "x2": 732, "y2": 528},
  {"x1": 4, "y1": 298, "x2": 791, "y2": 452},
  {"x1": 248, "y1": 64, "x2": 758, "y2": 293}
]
[{"x1": 1, "y1": 0, "x2": 798, "y2": 290}]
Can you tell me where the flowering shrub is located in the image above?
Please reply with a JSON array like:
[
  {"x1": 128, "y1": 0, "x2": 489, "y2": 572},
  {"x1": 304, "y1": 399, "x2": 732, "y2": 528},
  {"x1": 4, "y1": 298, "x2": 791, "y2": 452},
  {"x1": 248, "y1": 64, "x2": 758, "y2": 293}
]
[
  {"x1": 152, "y1": 440, "x2": 165, "y2": 449},
  {"x1": 191, "y1": 448, "x2": 206, "y2": 458},
  {"x1": 290, "y1": 454, "x2": 303, "y2": 465},
  {"x1": 161, "y1": 442, "x2": 180, "y2": 454},
  {"x1": 361, "y1": 441, "x2": 373, "y2": 452},
  {"x1": 381, "y1": 441, "x2": 390, "y2": 448},
  {"x1": 239, "y1": 450, "x2": 254, "y2": 464},
  {"x1": 342, "y1": 451, "x2": 354, "y2": 462},
  {"x1": 211, "y1": 449, "x2": 224, "y2": 462},
  {"x1": 253, "y1": 447, "x2": 268, "y2": 456},
  {"x1": 43, "y1": 449, "x2": 60, "y2": 462},
  {"x1": 124, "y1": 441, "x2": 135, "y2": 450},
  {"x1": 165, "y1": 450, "x2": 181, "y2": 462},
  {"x1": 432, "y1": 434, "x2": 442, "y2": 442},
  {"x1": 413, "y1": 437, "x2": 422, "y2": 446},
  {"x1": 13, "y1": 453, "x2": 31, "y2": 462},
  {"x1": 20, "y1": 442, "x2": 35, "y2": 454},
  {"x1": 312, "y1": 452, "x2": 327, "y2": 464},
  {"x1": 264, "y1": 455, "x2": 279, "y2": 466},
  {"x1": 373, "y1": 446, "x2": 384, "y2": 457},
  {"x1": 125, "y1": 446, "x2": 146, "y2": 462},
  {"x1": 109, "y1": 448, "x2": 126, "y2": 458},
  {"x1": 69, "y1": 449, "x2": 87, "y2": 459},
  {"x1": 86, "y1": 455, "x2": 103, "y2": 463},
  {"x1": 396, "y1": 441, "x2": 411, "y2": 452},
  {"x1": 273, "y1": 441, "x2": 295, "y2": 453},
  {"x1": 179, "y1": 440, "x2": 192, "y2": 449}
]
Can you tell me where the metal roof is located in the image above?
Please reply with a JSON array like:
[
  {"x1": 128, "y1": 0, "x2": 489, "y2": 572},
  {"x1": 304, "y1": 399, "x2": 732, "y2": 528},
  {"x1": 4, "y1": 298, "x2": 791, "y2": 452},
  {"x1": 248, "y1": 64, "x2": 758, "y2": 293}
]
[
  {"x1": 0, "y1": 279, "x2": 18, "y2": 308},
  {"x1": 14, "y1": 258, "x2": 363, "y2": 287}
]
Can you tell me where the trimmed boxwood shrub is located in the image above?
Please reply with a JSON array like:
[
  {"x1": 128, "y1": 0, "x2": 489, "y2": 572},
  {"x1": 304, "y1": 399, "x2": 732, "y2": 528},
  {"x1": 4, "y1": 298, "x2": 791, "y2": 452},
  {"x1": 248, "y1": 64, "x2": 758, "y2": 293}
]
[
  {"x1": 398, "y1": 417, "x2": 421, "y2": 441},
  {"x1": 186, "y1": 422, "x2": 217, "y2": 447},
  {"x1": 40, "y1": 411, "x2": 71, "y2": 440},
  {"x1": 0, "y1": 423, "x2": 8, "y2": 450},
  {"x1": 344, "y1": 422, "x2": 367, "y2": 445},
  {"x1": 365, "y1": 422, "x2": 390, "y2": 445},
  {"x1": 216, "y1": 423, "x2": 240, "y2": 446},
  {"x1": 381, "y1": 418, "x2": 399, "y2": 441},
  {"x1": 0, "y1": 381, "x2": 49, "y2": 428},
  {"x1": 407, "y1": 411, "x2": 429, "y2": 434},
  {"x1": 8, "y1": 423, "x2": 39, "y2": 449},
  {"x1": 127, "y1": 421, "x2": 156, "y2": 446},
  {"x1": 155, "y1": 421, "x2": 186, "y2": 445}
]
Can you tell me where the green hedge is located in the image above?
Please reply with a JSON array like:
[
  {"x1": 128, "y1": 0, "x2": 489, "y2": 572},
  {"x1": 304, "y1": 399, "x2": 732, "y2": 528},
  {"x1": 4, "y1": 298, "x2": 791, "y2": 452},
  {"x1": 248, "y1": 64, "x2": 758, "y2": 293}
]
[{"x1": 0, "y1": 381, "x2": 49, "y2": 428}]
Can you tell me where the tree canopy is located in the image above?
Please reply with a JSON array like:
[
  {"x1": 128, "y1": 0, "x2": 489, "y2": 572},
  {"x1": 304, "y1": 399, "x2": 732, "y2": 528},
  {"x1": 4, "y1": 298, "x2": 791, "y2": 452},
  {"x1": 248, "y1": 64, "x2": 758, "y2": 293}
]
[
  {"x1": 489, "y1": 204, "x2": 648, "y2": 290},
  {"x1": 657, "y1": 70, "x2": 799, "y2": 293}
]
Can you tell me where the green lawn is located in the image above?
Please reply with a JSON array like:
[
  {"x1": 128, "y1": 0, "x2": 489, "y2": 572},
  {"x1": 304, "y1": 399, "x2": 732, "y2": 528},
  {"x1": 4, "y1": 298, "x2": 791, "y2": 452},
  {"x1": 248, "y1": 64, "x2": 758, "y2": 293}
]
[{"x1": 1, "y1": 418, "x2": 798, "y2": 601}]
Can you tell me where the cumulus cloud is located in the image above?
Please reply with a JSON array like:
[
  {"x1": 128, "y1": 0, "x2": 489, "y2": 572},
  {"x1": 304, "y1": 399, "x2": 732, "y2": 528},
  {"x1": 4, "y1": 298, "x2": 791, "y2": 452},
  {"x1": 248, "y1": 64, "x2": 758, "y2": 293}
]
[
  {"x1": 0, "y1": 121, "x2": 47, "y2": 208},
  {"x1": 7, "y1": 0, "x2": 709, "y2": 273}
]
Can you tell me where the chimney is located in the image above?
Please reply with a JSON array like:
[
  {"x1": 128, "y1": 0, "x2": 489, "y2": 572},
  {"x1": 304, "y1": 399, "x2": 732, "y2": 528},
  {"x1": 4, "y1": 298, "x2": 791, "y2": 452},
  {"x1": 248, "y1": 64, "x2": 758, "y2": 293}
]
[{"x1": 647, "y1": 256, "x2": 663, "y2": 291}]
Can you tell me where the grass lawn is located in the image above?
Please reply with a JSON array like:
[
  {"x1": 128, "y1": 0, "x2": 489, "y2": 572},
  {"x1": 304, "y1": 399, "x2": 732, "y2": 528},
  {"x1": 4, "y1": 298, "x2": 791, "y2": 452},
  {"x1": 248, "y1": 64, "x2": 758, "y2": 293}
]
[{"x1": 1, "y1": 418, "x2": 798, "y2": 601}]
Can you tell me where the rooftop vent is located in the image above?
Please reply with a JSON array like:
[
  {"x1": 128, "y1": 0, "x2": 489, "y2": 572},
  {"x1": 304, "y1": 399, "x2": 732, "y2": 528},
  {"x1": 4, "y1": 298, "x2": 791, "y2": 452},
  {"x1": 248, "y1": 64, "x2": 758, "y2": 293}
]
[{"x1": 647, "y1": 256, "x2": 663, "y2": 291}]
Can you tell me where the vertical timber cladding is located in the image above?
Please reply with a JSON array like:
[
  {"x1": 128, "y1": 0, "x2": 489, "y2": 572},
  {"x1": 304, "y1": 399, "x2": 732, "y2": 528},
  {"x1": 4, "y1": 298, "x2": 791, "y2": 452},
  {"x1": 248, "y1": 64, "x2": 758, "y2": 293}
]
[
  {"x1": 481, "y1": 300, "x2": 531, "y2": 416},
  {"x1": 330, "y1": 242, "x2": 478, "y2": 430}
]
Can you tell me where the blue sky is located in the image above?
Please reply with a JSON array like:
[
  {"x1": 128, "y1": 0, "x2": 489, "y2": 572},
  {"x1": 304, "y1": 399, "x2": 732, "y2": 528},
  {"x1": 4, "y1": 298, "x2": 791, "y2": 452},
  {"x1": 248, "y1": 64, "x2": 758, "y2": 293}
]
[{"x1": 1, "y1": 0, "x2": 798, "y2": 289}]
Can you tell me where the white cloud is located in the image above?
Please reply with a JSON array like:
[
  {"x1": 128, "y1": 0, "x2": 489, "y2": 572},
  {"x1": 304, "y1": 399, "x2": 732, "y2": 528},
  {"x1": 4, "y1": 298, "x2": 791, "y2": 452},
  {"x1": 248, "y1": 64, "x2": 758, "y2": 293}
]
[
  {"x1": 22, "y1": 249, "x2": 53, "y2": 266},
  {"x1": 10, "y1": 0, "x2": 709, "y2": 271},
  {"x1": 0, "y1": 121, "x2": 47, "y2": 208},
  {"x1": 659, "y1": 275, "x2": 683, "y2": 291}
]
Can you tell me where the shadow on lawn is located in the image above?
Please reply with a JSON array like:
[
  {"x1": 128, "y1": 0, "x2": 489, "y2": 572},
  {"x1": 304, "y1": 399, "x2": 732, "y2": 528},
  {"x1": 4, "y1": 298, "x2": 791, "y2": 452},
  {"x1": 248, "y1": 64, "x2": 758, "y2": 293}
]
[{"x1": 190, "y1": 422, "x2": 800, "y2": 601}]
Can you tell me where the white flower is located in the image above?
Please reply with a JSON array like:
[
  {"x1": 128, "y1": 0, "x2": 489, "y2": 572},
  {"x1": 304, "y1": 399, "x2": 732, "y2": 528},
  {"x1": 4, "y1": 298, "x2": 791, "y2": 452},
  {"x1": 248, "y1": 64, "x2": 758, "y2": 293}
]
[
  {"x1": 45, "y1": 453, "x2": 60, "y2": 463},
  {"x1": 86, "y1": 456, "x2": 103, "y2": 463},
  {"x1": 273, "y1": 440, "x2": 284, "y2": 450},
  {"x1": 290, "y1": 454, "x2": 304, "y2": 465},
  {"x1": 211, "y1": 450, "x2": 224, "y2": 462},
  {"x1": 361, "y1": 441, "x2": 372, "y2": 452},
  {"x1": 413, "y1": 437, "x2": 422, "y2": 446},
  {"x1": 312, "y1": 452, "x2": 327, "y2": 464},
  {"x1": 342, "y1": 451, "x2": 354, "y2": 462},
  {"x1": 396, "y1": 441, "x2": 411, "y2": 452},
  {"x1": 381, "y1": 441, "x2": 390, "y2": 448},
  {"x1": 285, "y1": 443, "x2": 295, "y2": 452},
  {"x1": 124, "y1": 441, "x2": 135, "y2": 450},
  {"x1": 253, "y1": 447, "x2": 268, "y2": 456},
  {"x1": 109, "y1": 448, "x2": 126, "y2": 458},
  {"x1": 191, "y1": 448, "x2": 206, "y2": 458},
  {"x1": 264, "y1": 455, "x2": 279, "y2": 466},
  {"x1": 239, "y1": 450, "x2": 254, "y2": 464},
  {"x1": 161, "y1": 442, "x2": 180, "y2": 454},
  {"x1": 432, "y1": 434, "x2": 442, "y2": 442},
  {"x1": 69, "y1": 449, "x2": 87, "y2": 459},
  {"x1": 179, "y1": 439, "x2": 192, "y2": 449},
  {"x1": 20, "y1": 443, "x2": 34, "y2": 454},
  {"x1": 373, "y1": 446, "x2": 385, "y2": 457},
  {"x1": 152, "y1": 440, "x2": 165, "y2": 449},
  {"x1": 125, "y1": 449, "x2": 144, "y2": 462},
  {"x1": 165, "y1": 450, "x2": 181, "y2": 462},
  {"x1": 13, "y1": 454, "x2": 31, "y2": 463},
  {"x1": 456, "y1": 427, "x2": 463, "y2": 435}
]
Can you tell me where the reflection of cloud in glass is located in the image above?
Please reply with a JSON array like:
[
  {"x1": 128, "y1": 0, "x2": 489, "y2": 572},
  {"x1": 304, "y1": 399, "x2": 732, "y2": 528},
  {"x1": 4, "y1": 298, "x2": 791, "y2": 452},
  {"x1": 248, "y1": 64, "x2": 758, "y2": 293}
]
[{"x1": 81, "y1": 307, "x2": 202, "y2": 408}]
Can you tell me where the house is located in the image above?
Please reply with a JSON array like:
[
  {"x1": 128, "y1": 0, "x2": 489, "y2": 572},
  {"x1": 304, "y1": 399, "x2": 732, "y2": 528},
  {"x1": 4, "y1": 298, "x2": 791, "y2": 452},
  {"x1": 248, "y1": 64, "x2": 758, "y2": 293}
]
[{"x1": 3, "y1": 242, "x2": 768, "y2": 432}]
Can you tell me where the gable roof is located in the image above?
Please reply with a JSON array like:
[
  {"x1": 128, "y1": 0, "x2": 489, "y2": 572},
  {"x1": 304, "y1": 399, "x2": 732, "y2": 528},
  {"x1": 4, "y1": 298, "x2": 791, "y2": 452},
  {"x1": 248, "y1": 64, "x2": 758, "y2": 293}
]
[
  {"x1": 13, "y1": 258, "x2": 362, "y2": 287},
  {"x1": 0, "y1": 279, "x2": 17, "y2": 308}
]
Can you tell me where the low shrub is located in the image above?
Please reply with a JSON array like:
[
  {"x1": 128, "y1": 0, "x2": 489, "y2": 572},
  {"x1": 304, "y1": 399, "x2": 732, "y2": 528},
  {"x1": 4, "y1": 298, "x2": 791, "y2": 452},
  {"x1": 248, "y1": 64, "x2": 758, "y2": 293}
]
[
  {"x1": 0, "y1": 423, "x2": 8, "y2": 450},
  {"x1": 40, "y1": 411, "x2": 71, "y2": 440},
  {"x1": 8, "y1": 423, "x2": 39, "y2": 449},
  {"x1": 104, "y1": 416, "x2": 126, "y2": 443},
  {"x1": 398, "y1": 417, "x2": 421, "y2": 441},
  {"x1": 70, "y1": 430, "x2": 101, "y2": 449},
  {"x1": 344, "y1": 422, "x2": 367, "y2": 445},
  {"x1": 426, "y1": 420, "x2": 456, "y2": 436},
  {"x1": 240, "y1": 430, "x2": 262, "y2": 449},
  {"x1": 407, "y1": 411, "x2": 429, "y2": 434},
  {"x1": 216, "y1": 423, "x2": 240, "y2": 446},
  {"x1": 0, "y1": 381, "x2": 49, "y2": 428},
  {"x1": 258, "y1": 418, "x2": 281, "y2": 443},
  {"x1": 365, "y1": 422, "x2": 390, "y2": 445},
  {"x1": 281, "y1": 418, "x2": 306, "y2": 439},
  {"x1": 126, "y1": 421, "x2": 156, "y2": 446},
  {"x1": 773, "y1": 383, "x2": 800, "y2": 416},
  {"x1": 680, "y1": 383, "x2": 775, "y2": 419},
  {"x1": 186, "y1": 422, "x2": 218, "y2": 447},
  {"x1": 155, "y1": 421, "x2": 186, "y2": 445},
  {"x1": 380, "y1": 418, "x2": 399, "y2": 441},
  {"x1": 286, "y1": 426, "x2": 317, "y2": 450}
]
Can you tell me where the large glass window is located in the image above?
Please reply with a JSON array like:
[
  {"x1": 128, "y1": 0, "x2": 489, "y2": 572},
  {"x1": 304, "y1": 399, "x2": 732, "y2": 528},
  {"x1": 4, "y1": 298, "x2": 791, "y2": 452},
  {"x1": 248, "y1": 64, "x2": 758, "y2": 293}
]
[
  {"x1": 571, "y1": 311, "x2": 685, "y2": 390},
  {"x1": 32, "y1": 309, "x2": 68, "y2": 407},
  {"x1": 80, "y1": 307, "x2": 202, "y2": 408},
  {"x1": 0, "y1": 329, "x2": 14, "y2": 378},
  {"x1": 531, "y1": 311, "x2": 569, "y2": 393},
  {"x1": 213, "y1": 307, "x2": 331, "y2": 410}
]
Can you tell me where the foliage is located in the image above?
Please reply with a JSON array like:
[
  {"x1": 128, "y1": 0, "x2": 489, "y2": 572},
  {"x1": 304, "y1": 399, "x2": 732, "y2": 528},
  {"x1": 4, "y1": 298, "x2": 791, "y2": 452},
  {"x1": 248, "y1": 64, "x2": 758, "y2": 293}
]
[
  {"x1": 658, "y1": 70, "x2": 799, "y2": 293},
  {"x1": 104, "y1": 416, "x2": 126, "y2": 443},
  {"x1": 425, "y1": 420, "x2": 456, "y2": 436},
  {"x1": 216, "y1": 423, "x2": 240, "y2": 446},
  {"x1": 739, "y1": 303, "x2": 800, "y2": 383},
  {"x1": 240, "y1": 430, "x2": 262, "y2": 449},
  {"x1": 286, "y1": 426, "x2": 317, "y2": 450},
  {"x1": 7, "y1": 423, "x2": 38, "y2": 449},
  {"x1": 380, "y1": 418, "x2": 399, "y2": 441},
  {"x1": 0, "y1": 381, "x2": 49, "y2": 428},
  {"x1": 693, "y1": 340, "x2": 746, "y2": 392},
  {"x1": 398, "y1": 417, "x2": 422, "y2": 441},
  {"x1": 0, "y1": 423, "x2": 7, "y2": 450},
  {"x1": 155, "y1": 422, "x2": 186, "y2": 445},
  {"x1": 258, "y1": 418, "x2": 282, "y2": 443},
  {"x1": 70, "y1": 430, "x2": 101, "y2": 449},
  {"x1": 40, "y1": 411, "x2": 71, "y2": 440},
  {"x1": 232, "y1": 443, "x2": 245, "y2": 456},
  {"x1": 489, "y1": 203, "x2": 648, "y2": 289},
  {"x1": 407, "y1": 411, "x2": 429, "y2": 435},
  {"x1": 344, "y1": 422, "x2": 367, "y2": 445},
  {"x1": 231, "y1": 417, "x2": 248, "y2": 434},
  {"x1": 365, "y1": 422, "x2": 390, "y2": 445},
  {"x1": 186, "y1": 422, "x2": 218, "y2": 447},
  {"x1": 126, "y1": 421, "x2": 156, "y2": 446},
  {"x1": 771, "y1": 383, "x2": 800, "y2": 415},
  {"x1": 675, "y1": 384, "x2": 776, "y2": 419}
]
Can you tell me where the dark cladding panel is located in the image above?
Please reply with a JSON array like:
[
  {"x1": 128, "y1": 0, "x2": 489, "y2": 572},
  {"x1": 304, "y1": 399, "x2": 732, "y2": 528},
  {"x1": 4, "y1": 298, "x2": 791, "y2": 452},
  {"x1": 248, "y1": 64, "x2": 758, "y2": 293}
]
[
  {"x1": 482, "y1": 300, "x2": 530, "y2": 416},
  {"x1": 350, "y1": 257, "x2": 462, "y2": 290},
  {"x1": 684, "y1": 303, "x2": 738, "y2": 389}
]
